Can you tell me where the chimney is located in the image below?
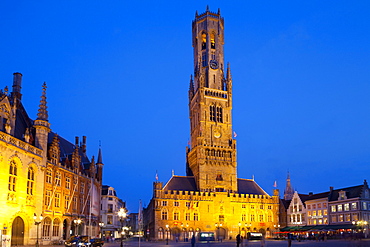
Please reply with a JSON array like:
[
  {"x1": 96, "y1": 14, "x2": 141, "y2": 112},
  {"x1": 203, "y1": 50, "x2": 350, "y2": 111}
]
[
  {"x1": 75, "y1": 136, "x2": 79, "y2": 147},
  {"x1": 12, "y1": 72, "x2": 23, "y2": 100},
  {"x1": 82, "y1": 136, "x2": 87, "y2": 153}
]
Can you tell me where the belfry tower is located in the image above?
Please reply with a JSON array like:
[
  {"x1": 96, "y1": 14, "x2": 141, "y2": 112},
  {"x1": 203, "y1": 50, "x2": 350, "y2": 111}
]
[{"x1": 187, "y1": 7, "x2": 237, "y2": 193}]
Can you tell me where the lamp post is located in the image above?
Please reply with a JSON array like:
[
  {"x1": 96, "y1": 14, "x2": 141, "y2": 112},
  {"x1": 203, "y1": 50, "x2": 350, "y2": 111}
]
[
  {"x1": 353, "y1": 220, "x2": 368, "y2": 239},
  {"x1": 118, "y1": 208, "x2": 127, "y2": 247},
  {"x1": 165, "y1": 224, "x2": 169, "y2": 245},
  {"x1": 274, "y1": 224, "x2": 280, "y2": 238},
  {"x1": 73, "y1": 219, "x2": 82, "y2": 235},
  {"x1": 99, "y1": 222, "x2": 104, "y2": 238},
  {"x1": 33, "y1": 213, "x2": 43, "y2": 247}
]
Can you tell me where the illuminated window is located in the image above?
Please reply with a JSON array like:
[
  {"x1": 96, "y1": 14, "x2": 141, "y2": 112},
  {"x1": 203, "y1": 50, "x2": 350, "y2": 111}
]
[
  {"x1": 344, "y1": 203, "x2": 349, "y2": 211},
  {"x1": 107, "y1": 215, "x2": 113, "y2": 224},
  {"x1": 55, "y1": 193, "x2": 60, "y2": 207},
  {"x1": 210, "y1": 33, "x2": 215, "y2": 49},
  {"x1": 313, "y1": 211, "x2": 317, "y2": 216},
  {"x1": 161, "y1": 211, "x2": 168, "y2": 220},
  {"x1": 108, "y1": 204, "x2": 113, "y2": 213},
  {"x1": 353, "y1": 213, "x2": 359, "y2": 221},
  {"x1": 307, "y1": 205, "x2": 311, "y2": 210},
  {"x1": 80, "y1": 182, "x2": 84, "y2": 194},
  {"x1": 318, "y1": 210, "x2": 322, "y2": 216},
  {"x1": 324, "y1": 209, "x2": 328, "y2": 215},
  {"x1": 331, "y1": 205, "x2": 336, "y2": 212},
  {"x1": 73, "y1": 197, "x2": 77, "y2": 211},
  {"x1": 194, "y1": 213, "x2": 199, "y2": 221},
  {"x1": 185, "y1": 213, "x2": 190, "y2": 221},
  {"x1": 8, "y1": 160, "x2": 17, "y2": 191},
  {"x1": 45, "y1": 191, "x2": 51, "y2": 206},
  {"x1": 65, "y1": 195, "x2": 70, "y2": 209},
  {"x1": 323, "y1": 203, "x2": 327, "y2": 208},
  {"x1": 331, "y1": 215, "x2": 337, "y2": 222},
  {"x1": 66, "y1": 176, "x2": 71, "y2": 189},
  {"x1": 52, "y1": 218, "x2": 60, "y2": 236},
  {"x1": 42, "y1": 217, "x2": 51, "y2": 237},
  {"x1": 338, "y1": 205, "x2": 343, "y2": 212},
  {"x1": 318, "y1": 203, "x2": 321, "y2": 208},
  {"x1": 345, "y1": 214, "x2": 351, "y2": 222},
  {"x1": 174, "y1": 212, "x2": 179, "y2": 220},
  {"x1": 308, "y1": 211, "x2": 311, "y2": 216},
  {"x1": 312, "y1": 204, "x2": 316, "y2": 209},
  {"x1": 339, "y1": 214, "x2": 344, "y2": 222},
  {"x1": 363, "y1": 202, "x2": 367, "y2": 210},
  {"x1": 352, "y1": 202, "x2": 357, "y2": 210},
  {"x1": 27, "y1": 167, "x2": 34, "y2": 195},
  {"x1": 201, "y1": 33, "x2": 207, "y2": 50},
  {"x1": 55, "y1": 172, "x2": 61, "y2": 186},
  {"x1": 46, "y1": 169, "x2": 52, "y2": 184}
]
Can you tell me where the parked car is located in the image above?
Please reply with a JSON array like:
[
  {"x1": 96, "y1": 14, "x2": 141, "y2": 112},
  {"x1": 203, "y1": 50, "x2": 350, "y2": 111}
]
[{"x1": 65, "y1": 236, "x2": 104, "y2": 247}]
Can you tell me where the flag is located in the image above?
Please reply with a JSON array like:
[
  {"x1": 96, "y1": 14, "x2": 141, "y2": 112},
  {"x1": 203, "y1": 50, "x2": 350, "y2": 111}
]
[
  {"x1": 155, "y1": 171, "x2": 158, "y2": 181},
  {"x1": 233, "y1": 131, "x2": 237, "y2": 138}
]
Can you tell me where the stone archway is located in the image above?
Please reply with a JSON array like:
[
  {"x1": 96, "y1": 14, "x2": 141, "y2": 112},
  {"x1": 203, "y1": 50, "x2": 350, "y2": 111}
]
[
  {"x1": 11, "y1": 216, "x2": 24, "y2": 246},
  {"x1": 216, "y1": 227, "x2": 226, "y2": 241}
]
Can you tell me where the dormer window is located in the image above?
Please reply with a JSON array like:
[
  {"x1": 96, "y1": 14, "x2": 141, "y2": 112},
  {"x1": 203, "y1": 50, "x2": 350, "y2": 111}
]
[{"x1": 338, "y1": 190, "x2": 347, "y2": 200}]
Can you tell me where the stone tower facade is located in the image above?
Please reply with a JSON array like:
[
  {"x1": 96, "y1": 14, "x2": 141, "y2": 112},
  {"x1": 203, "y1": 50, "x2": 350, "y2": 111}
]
[
  {"x1": 187, "y1": 7, "x2": 237, "y2": 193},
  {"x1": 144, "y1": 8, "x2": 280, "y2": 242}
]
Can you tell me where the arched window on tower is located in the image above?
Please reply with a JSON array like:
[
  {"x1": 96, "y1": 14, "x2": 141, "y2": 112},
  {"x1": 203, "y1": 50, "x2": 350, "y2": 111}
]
[
  {"x1": 210, "y1": 33, "x2": 215, "y2": 49},
  {"x1": 27, "y1": 167, "x2": 34, "y2": 195},
  {"x1": 202, "y1": 33, "x2": 207, "y2": 50},
  {"x1": 8, "y1": 160, "x2": 17, "y2": 192}
]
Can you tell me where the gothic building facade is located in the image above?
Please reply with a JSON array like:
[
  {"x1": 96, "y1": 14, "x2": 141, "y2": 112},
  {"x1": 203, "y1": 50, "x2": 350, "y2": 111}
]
[
  {"x1": 0, "y1": 73, "x2": 103, "y2": 245},
  {"x1": 144, "y1": 8, "x2": 280, "y2": 241}
]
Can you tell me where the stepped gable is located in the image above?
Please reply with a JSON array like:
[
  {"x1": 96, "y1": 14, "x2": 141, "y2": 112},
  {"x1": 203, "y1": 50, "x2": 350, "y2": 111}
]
[
  {"x1": 237, "y1": 178, "x2": 268, "y2": 195},
  {"x1": 163, "y1": 175, "x2": 197, "y2": 191}
]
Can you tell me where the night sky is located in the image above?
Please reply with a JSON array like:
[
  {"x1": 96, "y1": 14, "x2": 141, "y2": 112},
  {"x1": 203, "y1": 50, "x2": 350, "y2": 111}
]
[{"x1": 1, "y1": 1, "x2": 370, "y2": 212}]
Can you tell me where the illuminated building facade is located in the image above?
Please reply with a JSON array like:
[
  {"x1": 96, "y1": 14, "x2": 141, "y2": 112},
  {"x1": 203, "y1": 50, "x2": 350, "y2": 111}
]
[
  {"x1": 0, "y1": 73, "x2": 103, "y2": 245},
  {"x1": 100, "y1": 185, "x2": 126, "y2": 239},
  {"x1": 144, "y1": 8, "x2": 280, "y2": 241}
]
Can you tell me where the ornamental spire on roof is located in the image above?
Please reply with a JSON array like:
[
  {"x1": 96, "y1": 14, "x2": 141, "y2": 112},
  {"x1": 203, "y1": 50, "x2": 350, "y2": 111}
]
[
  {"x1": 284, "y1": 171, "x2": 294, "y2": 200},
  {"x1": 37, "y1": 82, "x2": 48, "y2": 121}
]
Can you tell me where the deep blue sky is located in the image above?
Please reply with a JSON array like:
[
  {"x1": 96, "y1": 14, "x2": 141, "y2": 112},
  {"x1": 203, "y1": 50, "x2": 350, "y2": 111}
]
[{"x1": 1, "y1": 1, "x2": 370, "y2": 212}]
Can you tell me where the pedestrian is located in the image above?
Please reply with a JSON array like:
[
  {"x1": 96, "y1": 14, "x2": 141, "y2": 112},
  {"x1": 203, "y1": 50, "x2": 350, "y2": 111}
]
[
  {"x1": 260, "y1": 235, "x2": 265, "y2": 247},
  {"x1": 236, "y1": 234, "x2": 241, "y2": 247},
  {"x1": 191, "y1": 235, "x2": 196, "y2": 247}
]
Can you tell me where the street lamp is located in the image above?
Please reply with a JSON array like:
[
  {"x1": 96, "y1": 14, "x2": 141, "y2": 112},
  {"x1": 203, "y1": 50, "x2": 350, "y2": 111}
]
[
  {"x1": 99, "y1": 222, "x2": 104, "y2": 238},
  {"x1": 73, "y1": 219, "x2": 82, "y2": 235},
  {"x1": 33, "y1": 213, "x2": 43, "y2": 247},
  {"x1": 353, "y1": 220, "x2": 368, "y2": 238},
  {"x1": 118, "y1": 208, "x2": 127, "y2": 247},
  {"x1": 274, "y1": 224, "x2": 281, "y2": 238},
  {"x1": 165, "y1": 224, "x2": 169, "y2": 245}
]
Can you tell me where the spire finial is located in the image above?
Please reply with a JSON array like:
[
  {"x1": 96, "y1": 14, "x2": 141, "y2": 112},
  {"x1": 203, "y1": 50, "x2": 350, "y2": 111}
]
[
  {"x1": 37, "y1": 82, "x2": 48, "y2": 121},
  {"x1": 206, "y1": 5, "x2": 209, "y2": 12},
  {"x1": 97, "y1": 145, "x2": 103, "y2": 164}
]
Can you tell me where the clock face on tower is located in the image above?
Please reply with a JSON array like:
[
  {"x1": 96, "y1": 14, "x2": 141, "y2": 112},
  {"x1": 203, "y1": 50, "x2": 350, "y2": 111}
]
[
  {"x1": 213, "y1": 129, "x2": 222, "y2": 138},
  {"x1": 210, "y1": 60, "x2": 219, "y2": 70}
]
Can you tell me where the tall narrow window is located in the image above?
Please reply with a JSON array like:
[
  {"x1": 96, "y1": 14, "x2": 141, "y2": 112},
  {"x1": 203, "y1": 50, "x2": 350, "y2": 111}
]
[
  {"x1": 161, "y1": 211, "x2": 168, "y2": 220},
  {"x1": 55, "y1": 193, "x2": 60, "y2": 207},
  {"x1": 202, "y1": 33, "x2": 207, "y2": 50},
  {"x1": 8, "y1": 160, "x2": 17, "y2": 191},
  {"x1": 65, "y1": 176, "x2": 71, "y2": 189},
  {"x1": 42, "y1": 217, "x2": 51, "y2": 237},
  {"x1": 45, "y1": 191, "x2": 51, "y2": 206},
  {"x1": 174, "y1": 212, "x2": 179, "y2": 221},
  {"x1": 52, "y1": 218, "x2": 60, "y2": 236},
  {"x1": 210, "y1": 33, "x2": 215, "y2": 49},
  {"x1": 46, "y1": 169, "x2": 52, "y2": 184},
  {"x1": 27, "y1": 167, "x2": 35, "y2": 195},
  {"x1": 55, "y1": 172, "x2": 61, "y2": 186}
]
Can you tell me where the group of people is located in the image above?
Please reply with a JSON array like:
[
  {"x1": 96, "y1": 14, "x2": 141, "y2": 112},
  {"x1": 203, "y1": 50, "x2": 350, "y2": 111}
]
[{"x1": 236, "y1": 234, "x2": 265, "y2": 247}]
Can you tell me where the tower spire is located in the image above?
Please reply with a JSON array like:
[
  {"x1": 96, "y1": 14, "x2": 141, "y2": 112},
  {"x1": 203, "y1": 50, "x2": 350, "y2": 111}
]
[
  {"x1": 37, "y1": 82, "x2": 48, "y2": 121},
  {"x1": 284, "y1": 171, "x2": 294, "y2": 200}
]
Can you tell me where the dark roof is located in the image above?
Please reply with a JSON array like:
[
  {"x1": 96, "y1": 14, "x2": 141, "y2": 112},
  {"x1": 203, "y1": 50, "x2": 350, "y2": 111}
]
[
  {"x1": 163, "y1": 176, "x2": 198, "y2": 191},
  {"x1": 237, "y1": 179, "x2": 268, "y2": 195},
  {"x1": 328, "y1": 185, "x2": 364, "y2": 201},
  {"x1": 102, "y1": 185, "x2": 117, "y2": 196}
]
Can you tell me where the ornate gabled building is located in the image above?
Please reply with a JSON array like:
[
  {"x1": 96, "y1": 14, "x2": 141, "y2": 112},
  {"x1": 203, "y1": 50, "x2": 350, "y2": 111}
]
[
  {"x1": 144, "y1": 8, "x2": 279, "y2": 241},
  {"x1": 0, "y1": 73, "x2": 103, "y2": 245}
]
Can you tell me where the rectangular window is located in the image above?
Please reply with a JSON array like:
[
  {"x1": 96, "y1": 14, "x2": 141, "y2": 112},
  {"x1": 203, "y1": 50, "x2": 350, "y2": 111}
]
[
  {"x1": 268, "y1": 215, "x2": 272, "y2": 222},
  {"x1": 72, "y1": 197, "x2": 77, "y2": 211},
  {"x1": 268, "y1": 205, "x2": 272, "y2": 209},
  {"x1": 363, "y1": 202, "x2": 367, "y2": 210},
  {"x1": 307, "y1": 205, "x2": 311, "y2": 210},
  {"x1": 323, "y1": 203, "x2": 327, "y2": 208},
  {"x1": 331, "y1": 215, "x2": 337, "y2": 223},
  {"x1": 107, "y1": 215, "x2": 113, "y2": 224},
  {"x1": 185, "y1": 213, "x2": 190, "y2": 221},
  {"x1": 251, "y1": 214, "x2": 255, "y2": 222},
  {"x1": 331, "y1": 205, "x2": 336, "y2": 212},
  {"x1": 352, "y1": 202, "x2": 357, "y2": 210},
  {"x1": 318, "y1": 203, "x2": 321, "y2": 208},
  {"x1": 318, "y1": 210, "x2": 322, "y2": 216},
  {"x1": 339, "y1": 214, "x2": 344, "y2": 222},
  {"x1": 345, "y1": 214, "x2": 351, "y2": 222},
  {"x1": 66, "y1": 177, "x2": 71, "y2": 189},
  {"x1": 186, "y1": 202, "x2": 191, "y2": 208},
  {"x1": 162, "y1": 201, "x2": 167, "y2": 206},
  {"x1": 308, "y1": 211, "x2": 312, "y2": 216},
  {"x1": 324, "y1": 209, "x2": 328, "y2": 215},
  {"x1": 55, "y1": 193, "x2": 60, "y2": 207},
  {"x1": 108, "y1": 204, "x2": 113, "y2": 213},
  {"x1": 219, "y1": 215, "x2": 224, "y2": 222},
  {"x1": 174, "y1": 212, "x2": 179, "y2": 220},
  {"x1": 194, "y1": 213, "x2": 199, "y2": 221},
  {"x1": 80, "y1": 182, "x2": 84, "y2": 194},
  {"x1": 174, "y1": 201, "x2": 179, "y2": 207},
  {"x1": 241, "y1": 214, "x2": 246, "y2": 221},
  {"x1": 313, "y1": 211, "x2": 317, "y2": 216},
  {"x1": 259, "y1": 215, "x2": 263, "y2": 222},
  {"x1": 344, "y1": 203, "x2": 350, "y2": 211},
  {"x1": 251, "y1": 205, "x2": 255, "y2": 209},
  {"x1": 161, "y1": 211, "x2": 168, "y2": 220},
  {"x1": 312, "y1": 204, "x2": 316, "y2": 209},
  {"x1": 260, "y1": 205, "x2": 264, "y2": 209},
  {"x1": 45, "y1": 191, "x2": 51, "y2": 206},
  {"x1": 338, "y1": 205, "x2": 343, "y2": 212},
  {"x1": 242, "y1": 204, "x2": 246, "y2": 208}
]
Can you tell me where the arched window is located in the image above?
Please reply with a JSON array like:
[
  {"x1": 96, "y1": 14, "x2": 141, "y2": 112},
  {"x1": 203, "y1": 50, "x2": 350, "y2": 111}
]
[
  {"x1": 210, "y1": 33, "x2": 215, "y2": 49},
  {"x1": 27, "y1": 167, "x2": 35, "y2": 195},
  {"x1": 8, "y1": 160, "x2": 17, "y2": 191},
  {"x1": 52, "y1": 218, "x2": 60, "y2": 236},
  {"x1": 158, "y1": 227, "x2": 164, "y2": 240},
  {"x1": 42, "y1": 217, "x2": 51, "y2": 237},
  {"x1": 201, "y1": 33, "x2": 207, "y2": 50}
]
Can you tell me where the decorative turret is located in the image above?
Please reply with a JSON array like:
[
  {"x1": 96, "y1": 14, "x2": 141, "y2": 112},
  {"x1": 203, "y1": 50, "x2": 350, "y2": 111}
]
[
  {"x1": 34, "y1": 82, "x2": 51, "y2": 160},
  {"x1": 12, "y1": 72, "x2": 22, "y2": 101}
]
